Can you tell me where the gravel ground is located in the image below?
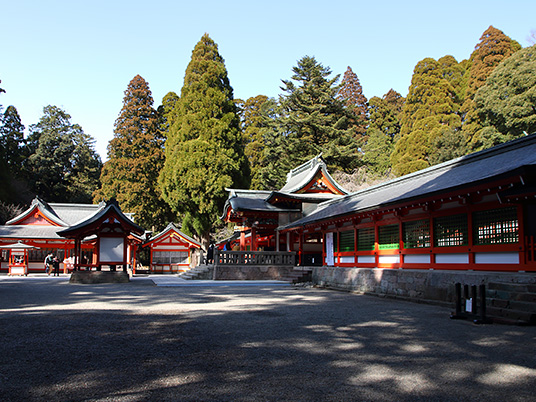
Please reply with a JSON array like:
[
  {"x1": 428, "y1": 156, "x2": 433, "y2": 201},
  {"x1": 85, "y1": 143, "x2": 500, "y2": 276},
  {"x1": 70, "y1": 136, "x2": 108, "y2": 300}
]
[{"x1": 0, "y1": 275, "x2": 535, "y2": 402}]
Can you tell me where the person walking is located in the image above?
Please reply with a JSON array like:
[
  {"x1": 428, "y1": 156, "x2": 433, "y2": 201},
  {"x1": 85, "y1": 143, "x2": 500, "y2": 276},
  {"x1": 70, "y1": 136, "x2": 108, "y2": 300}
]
[{"x1": 52, "y1": 256, "x2": 60, "y2": 276}]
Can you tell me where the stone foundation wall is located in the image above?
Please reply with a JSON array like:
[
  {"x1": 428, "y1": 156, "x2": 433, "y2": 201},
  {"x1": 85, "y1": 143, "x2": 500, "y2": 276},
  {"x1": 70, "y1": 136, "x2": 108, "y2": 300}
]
[
  {"x1": 213, "y1": 265, "x2": 295, "y2": 281},
  {"x1": 70, "y1": 271, "x2": 130, "y2": 284},
  {"x1": 312, "y1": 267, "x2": 536, "y2": 306}
]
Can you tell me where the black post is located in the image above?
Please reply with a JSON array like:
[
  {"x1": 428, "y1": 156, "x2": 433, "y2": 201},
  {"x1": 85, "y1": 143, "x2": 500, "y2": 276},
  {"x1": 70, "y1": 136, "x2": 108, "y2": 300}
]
[{"x1": 451, "y1": 283, "x2": 464, "y2": 319}]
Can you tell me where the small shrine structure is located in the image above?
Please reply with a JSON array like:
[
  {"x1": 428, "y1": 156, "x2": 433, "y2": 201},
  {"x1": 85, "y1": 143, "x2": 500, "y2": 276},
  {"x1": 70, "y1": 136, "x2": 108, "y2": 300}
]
[
  {"x1": 143, "y1": 223, "x2": 201, "y2": 274},
  {"x1": 57, "y1": 199, "x2": 145, "y2": 274},
  {"x1": 0, "y1": 241, "x2": 39, "y2": 276}
]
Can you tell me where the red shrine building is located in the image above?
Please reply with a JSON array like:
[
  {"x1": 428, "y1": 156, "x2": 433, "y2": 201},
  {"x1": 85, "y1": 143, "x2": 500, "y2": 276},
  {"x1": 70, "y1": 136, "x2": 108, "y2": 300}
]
[
  {"x1": 0, "y1": 198, "x2": 144, "y2": 275},
  {"x1": 222, "y1": 154, "x2": 348, "y2": 264},
  {"x1": 278, "y1": 135, "x2": 536, "y2": 273},
  {"x1": 223, "y1": 135, "x2": 536, "y2": 274},
  {"x1": 143, "y1": 223, "x2": 202, "y2": 274}
]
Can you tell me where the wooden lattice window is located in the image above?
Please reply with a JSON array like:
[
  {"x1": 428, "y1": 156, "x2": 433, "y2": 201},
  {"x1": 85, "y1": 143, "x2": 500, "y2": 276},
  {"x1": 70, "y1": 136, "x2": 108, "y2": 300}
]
[
  {"x1": 403, "y1": 219, "x2": 431, "y2": 248},
  {"x1": 339, "y1": 230, "x2": 355, "y2": 252},
  {"x1": 357, "y1": 227, "x2": 375, "y2": 251},
  {"x1": 473, "y1": 207, "x2": 519, "y2": 245},
  {"x1": 378, "y1": 224, "x2": 400, "y2": 250},
  {"x1": 434, "y1": 214, "x2": 468, "y2": 247}
]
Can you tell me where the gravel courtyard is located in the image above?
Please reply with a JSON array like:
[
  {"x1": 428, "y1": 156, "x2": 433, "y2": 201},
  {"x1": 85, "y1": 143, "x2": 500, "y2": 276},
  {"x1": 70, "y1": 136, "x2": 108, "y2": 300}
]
[{"x1": 1, "y1": 276, "x2": 535, "y2": 402}]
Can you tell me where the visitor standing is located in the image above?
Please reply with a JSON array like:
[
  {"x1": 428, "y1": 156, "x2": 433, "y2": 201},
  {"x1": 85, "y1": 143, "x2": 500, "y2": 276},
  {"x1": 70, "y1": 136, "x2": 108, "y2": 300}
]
[
  {"x1": 52, "y1": 256, "x2": 60, "y2": 276},
  {"x1": 44, "y1": 253, "x2": 54, "y2": 275}
]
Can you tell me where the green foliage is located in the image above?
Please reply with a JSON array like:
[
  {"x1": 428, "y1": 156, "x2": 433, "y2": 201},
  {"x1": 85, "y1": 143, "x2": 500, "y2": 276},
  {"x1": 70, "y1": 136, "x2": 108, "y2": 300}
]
[
  {"x1": 27, "y1": 105, "x2": 102, "y2": 203},
  {"x1": 391, "y1": 57, "x2": 463, "y2": 175},
  {"x1": 97, "y1": 75, "x2": 173, "y2": 231},
  {"x1": 368, "y1": 89, "x2": 404, "y2": 141},
  {"x1": 1, "y1": 106, "x2": 26, "y2": 172},
  {"x1": 159, "y1": 34, "x2": 249, "y2": 245},
  {"x1": 338, "y1": 66, "x2": 369, "y2": 141},
  {"x1": 461, "y1": 26, "x2": 521, "y2": 144},
  {"x1": 473, "y1": 44, "x2": 536, "y2": 149},
  {"x1": 278, "y1": 56, "x2": 360, "y2": 173},
  {"x1": 362, "y1": 128, "x2": 394, "y2": 176},
  {"x1": 240, "y1": 95, "x2": 279, "y2": 190}
]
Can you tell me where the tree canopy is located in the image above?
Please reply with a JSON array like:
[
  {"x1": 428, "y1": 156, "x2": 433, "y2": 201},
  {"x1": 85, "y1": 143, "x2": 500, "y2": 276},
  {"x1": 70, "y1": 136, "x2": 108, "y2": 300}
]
[
  {"x1": 473, "y1": 44, "x2": 536, "y2": 149},
  {"x1": 278, "y1": 56, "x2": 360, "y2": 173},
  {"x1": 26, "y1": 105, "x2": 102, "y2": 203},
  {"x1": 159, "y1": 34, "x2": 250, "y2": 246},
  {"x1": 96, "y1": 75, "x2": 173, "y2": 231}
]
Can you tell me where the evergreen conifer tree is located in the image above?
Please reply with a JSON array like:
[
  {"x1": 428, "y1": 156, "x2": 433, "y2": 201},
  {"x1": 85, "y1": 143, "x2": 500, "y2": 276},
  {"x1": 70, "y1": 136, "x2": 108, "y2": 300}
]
[
  {"x1": 338, "y1": 66, "x2": 369, "y2": 142},
  {"x1": 278, "y1": 56, "x2": 359, "y2": 172},
  {"x1": 368, "y1": 89, "x2": 404, "y2": 141},
  {"x1": 473, "y1": 44, "x2": 536, "y2": 148},
  {"x1": 391, "y1": 57, "x2": 462, "y2": 176},
  {"x1": 159, "y1": 34, "x2": 249, "y2": 247},
  {"x1": 241, "y1": 95, "x2": 278, "y2": 190},
  {"x1": 461, "y1": 26, "x2": 521, "y2": 147},
  {"x1": 97, "y1": 75, "x2": 172, "y2": 231},
  {"x1": 28, "y1": 106, "x2": 101, "y2": 203}
]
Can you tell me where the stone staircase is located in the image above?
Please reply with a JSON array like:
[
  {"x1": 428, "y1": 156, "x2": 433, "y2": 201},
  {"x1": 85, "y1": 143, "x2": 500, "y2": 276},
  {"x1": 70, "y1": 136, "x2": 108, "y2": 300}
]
[
  {"x1": 178, "y1": 264, "x2": 214, "y2": 280},
  {"x1": 280, "y1": 267, "x2": 313, "y2": 284},
  {"x1": 486, "y1": 282, "x2": 536, "y2": 325}
]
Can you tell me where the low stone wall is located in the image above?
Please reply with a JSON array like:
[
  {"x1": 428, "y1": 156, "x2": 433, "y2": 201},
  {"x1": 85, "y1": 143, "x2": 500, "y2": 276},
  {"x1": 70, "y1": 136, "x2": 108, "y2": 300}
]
[
  {"x1": 69, "y1": 271, "x2": 130, "y2": 284},
  {"x1": 213, "y1": 265, "x2": 295, "y2": 281},
  {"x1": 312, "y1": 267, "x2": 536, "y2": 306}
]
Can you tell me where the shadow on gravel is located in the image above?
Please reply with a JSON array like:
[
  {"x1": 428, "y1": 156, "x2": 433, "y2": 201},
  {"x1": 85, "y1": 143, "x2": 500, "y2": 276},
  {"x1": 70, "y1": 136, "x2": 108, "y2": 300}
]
[{"x1": 0, "y1": 280, "x2": 535, "y2": 401}]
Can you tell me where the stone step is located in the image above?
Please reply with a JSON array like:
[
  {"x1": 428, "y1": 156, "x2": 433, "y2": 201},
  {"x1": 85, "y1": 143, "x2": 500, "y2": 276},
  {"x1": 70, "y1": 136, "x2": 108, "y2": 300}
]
[
  {"x1": 489, "y1": 298, "x2": 536, "y2": 313},
  {"x1": 486, "y1": 306, "x2": 536, "y2": 325},
  {"x1": 487, "y1": 282, "x2": 536, "y2": 293}
]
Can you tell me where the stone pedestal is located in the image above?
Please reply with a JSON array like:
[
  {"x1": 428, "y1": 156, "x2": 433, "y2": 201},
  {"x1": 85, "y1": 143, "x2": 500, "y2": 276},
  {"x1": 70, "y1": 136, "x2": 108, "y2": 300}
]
[{"x1": 69, "y1": 271, "x2": 129, "y2": 284}]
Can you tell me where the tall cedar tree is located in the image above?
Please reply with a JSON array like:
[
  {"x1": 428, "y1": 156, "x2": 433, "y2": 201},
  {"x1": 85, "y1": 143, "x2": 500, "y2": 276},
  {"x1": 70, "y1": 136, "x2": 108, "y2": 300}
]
[
  {"x1": 391, "y1": 57, "x2": 463, "y2": 176},
  {"x1": 240, "y1": 95, "x2": 280, "y2": 190},
  {"x1": 364, "y1": 89, "x2": 404, "y2": 176},
  {"x1": 0, "y1": 106, "x2": 32, "y2": 204},
  {"x1": 474, "y1": 44, "x2": 536, "y2": 148},
  {"x1": 278, "y1": 56, "x2": 359, "y2": 173},
  {"x1": 461, "y1": 26, "x2": 521, "y2": 148},
  {"x1": 0, "y1": 106, "x2": 29, "y2": 204},
  {"x1": 96, "y1": 75, "x2": 173, "y2": 231},
  {"x1": 27, "y1": 106, "x2": 102, "y2": 203},
  {"x1": 337, "y1": 66, "x2": 369, "y2": 144},
  {"x1": 159, "y1": 34, "x2": 250, "y2": 247}
]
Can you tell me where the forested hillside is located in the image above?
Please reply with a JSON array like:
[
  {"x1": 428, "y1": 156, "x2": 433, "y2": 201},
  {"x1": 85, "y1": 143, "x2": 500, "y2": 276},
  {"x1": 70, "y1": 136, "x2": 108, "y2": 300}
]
[{"x1": 1, "y1": 27, "x2": 535, "y2": 241}]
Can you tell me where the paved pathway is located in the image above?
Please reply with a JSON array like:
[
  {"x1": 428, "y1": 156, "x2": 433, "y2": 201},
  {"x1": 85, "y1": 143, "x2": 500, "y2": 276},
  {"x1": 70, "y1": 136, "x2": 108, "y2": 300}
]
[{"x1": 1, "y1": 275, "x2": 535, "y2": 401}]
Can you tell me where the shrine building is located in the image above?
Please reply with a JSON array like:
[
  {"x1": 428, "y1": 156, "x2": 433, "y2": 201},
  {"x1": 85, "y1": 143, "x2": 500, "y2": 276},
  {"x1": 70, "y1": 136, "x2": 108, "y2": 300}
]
[
  {"x1": 222, "y1": 154, "x2": 348, "y2": 265},
  {"x1": 277, "y1": 134, "x2": 536, "y2": 274},
  {"x1": 0, "y1": 198, "x2": 144, "y2": 275}
]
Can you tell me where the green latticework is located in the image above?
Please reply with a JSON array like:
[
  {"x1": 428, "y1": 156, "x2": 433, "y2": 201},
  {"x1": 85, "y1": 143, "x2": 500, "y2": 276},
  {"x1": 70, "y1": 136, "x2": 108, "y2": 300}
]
[
  {"x1": 339, "y1": 230, "x2": 355, "y2": 252},
  {"x1": 403, "y1": 219, "x2": 431, "y2": 248},
  {"x1": 357, "y1": 227, "x2": 375, "y2": 251},
  {"x1": 434, "y1": 214, "x2": 468, "y2": 247},
  {"x1": 378, "y1": 224, "x2": 399, "y2": 250},
  {"x1": 473, "y1": 207, "x2": 518, "y2": 245}
]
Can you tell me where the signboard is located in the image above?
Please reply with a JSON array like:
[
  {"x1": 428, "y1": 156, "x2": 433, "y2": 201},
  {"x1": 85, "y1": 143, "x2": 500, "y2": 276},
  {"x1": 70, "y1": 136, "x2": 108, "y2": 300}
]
[
  {"x1": 99, "y1": 237, "x2": 124, "y2": 262},
  {"x1": 326, "y1": 232, "x2": 334, "y2": 266}
]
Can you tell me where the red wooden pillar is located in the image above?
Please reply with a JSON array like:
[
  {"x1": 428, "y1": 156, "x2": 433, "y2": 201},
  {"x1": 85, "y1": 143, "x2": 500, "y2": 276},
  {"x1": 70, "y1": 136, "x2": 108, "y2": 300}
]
[
  {"x1": 240, "y1": 230, "x2": 246, "y2": 251},
  {"x1": 251, "y1": 226, "x2": 257, "y2": 251}
]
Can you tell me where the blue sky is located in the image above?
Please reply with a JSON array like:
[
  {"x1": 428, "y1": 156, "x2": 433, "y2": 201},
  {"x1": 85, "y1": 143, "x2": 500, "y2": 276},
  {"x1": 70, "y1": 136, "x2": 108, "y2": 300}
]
[{"x1": 1, "y1": 0, "x2": 535, "y2": 159}]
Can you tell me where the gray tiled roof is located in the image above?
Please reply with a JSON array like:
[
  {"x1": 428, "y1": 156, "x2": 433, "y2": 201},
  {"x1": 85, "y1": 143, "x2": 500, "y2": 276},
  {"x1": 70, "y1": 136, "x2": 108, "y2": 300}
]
[
  {"x1": 0, "y1": 225, "x2": 67, "y2": 240},
  {"x1": 145, "y1": 222, "x2": 201, "y2": 247},
  {"x1": 279, "y1": 134, "x2": 536, "y2": 230}
]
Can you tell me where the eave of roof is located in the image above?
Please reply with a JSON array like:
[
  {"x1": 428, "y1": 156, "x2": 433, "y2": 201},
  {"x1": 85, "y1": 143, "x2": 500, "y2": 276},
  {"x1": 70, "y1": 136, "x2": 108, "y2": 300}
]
[
  {"x1": 57, "y1": 200, "x2": 145, "y2": 238},
  {"x1": 278, "y1": 134, "x2": 536, "y2": 231},
  {"x1": 144, "y1": 222, "x2": 201, "y2": 247}
]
